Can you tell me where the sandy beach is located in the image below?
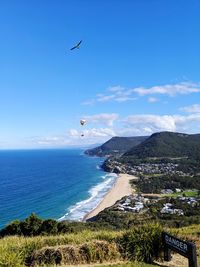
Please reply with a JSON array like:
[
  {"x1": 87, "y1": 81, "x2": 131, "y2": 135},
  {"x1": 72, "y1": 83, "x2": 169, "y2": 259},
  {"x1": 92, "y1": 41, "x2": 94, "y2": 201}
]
[{"x1": 83, "y1": 173, "x2": 138, "y2": 221}]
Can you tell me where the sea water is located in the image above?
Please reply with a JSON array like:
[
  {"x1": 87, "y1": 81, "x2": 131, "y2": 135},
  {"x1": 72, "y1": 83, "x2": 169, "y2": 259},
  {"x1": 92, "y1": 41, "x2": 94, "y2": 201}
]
[{"x1": 0, "y1": 149, "x2": 117, "y2": 229}]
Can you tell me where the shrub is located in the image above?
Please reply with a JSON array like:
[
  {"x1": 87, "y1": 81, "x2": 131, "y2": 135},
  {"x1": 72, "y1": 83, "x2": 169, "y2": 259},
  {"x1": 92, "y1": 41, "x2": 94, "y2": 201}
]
[
  {"x1": 31, "y1": 240, "x2": 121, "y2": 266},
  {"x1": 0, "y1": 214, "x2": 115, "y2": 238},
  {"x1": 40, "y1": 219, "x2": 58, "y2": 235},
  {"x1": 79, "y1": 240, "x2": 120, "y2": 263},
  {"x1": 118, "y1": 223, "x2": 163, "y2": 263},
  {"x1": 31, "y1": 247, "x2": 62, "y2": 265},
  {"x1": 0, "y1": 220, "x2": 22, "y2": 237}
]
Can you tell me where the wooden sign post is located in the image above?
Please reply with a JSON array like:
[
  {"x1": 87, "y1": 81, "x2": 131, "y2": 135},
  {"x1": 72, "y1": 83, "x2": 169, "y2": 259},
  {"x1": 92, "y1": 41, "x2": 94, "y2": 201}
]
[{"x1": 162, "y1": 232, "x2": 197, "y2": 267}]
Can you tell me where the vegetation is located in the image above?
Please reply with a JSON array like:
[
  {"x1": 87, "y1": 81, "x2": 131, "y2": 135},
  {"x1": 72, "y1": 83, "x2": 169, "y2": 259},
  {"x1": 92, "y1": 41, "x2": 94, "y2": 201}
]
[
  {"x1": 90, "y1": 209, "x2": 153, "y2": 229},
  {"x1": 85, "y1": 132, "x2": 200, "y2": 161},
  {"x1": 118, "y1": 224, "x2": 163, "y2": 263},
  {"x1": 4, "y1": 210, "x2": 200, "y2": 238},
  {"x1": 0, "y1": 214, "x2": 115, "y2": 237},
  {"x1": 124, "y1": 131, "x2": 200, "y2": 160},
  {"x1": 2, "y1": 131, "x2": 200, "y2": 266},
  {"x1": 116, "y1": 155, "x2": 200, "y2": 175},
  {"x1": 0, "y1": 223, "x2": 164, "y2": 266},
  {"x1": 98, "y1": 263, "x2": 155, "y2": 267},
  {"x1": 32, "y1": 240, "x2": 121, "y2": 266},
  {"x1": 93, "y1": 202, "x2": 200, "y2": 229},
  {"x1": 0, "y1": 222, "x2": 199, "y2": 266},
  {"x1": 132, "y1": 174, "x2": 200, "y2": 194},
  {"x1": 0, "y1": 229, "x2": 120, "y2": 266},
  {"x1": 85, "y1": 136, "x2": 147, "y2": 156},
  {"x1": 167, "y1": 189, "x2": 199, "y2": 198},
  {"x1": 147, "y1": 197, "x2": 200, "y2": 226}
]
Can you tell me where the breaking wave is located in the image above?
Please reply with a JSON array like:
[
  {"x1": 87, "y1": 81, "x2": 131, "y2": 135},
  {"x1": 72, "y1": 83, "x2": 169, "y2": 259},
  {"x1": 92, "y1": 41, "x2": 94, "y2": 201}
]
[{"x1": 58, "y1": 173, "x2": 118, "y2": 221}]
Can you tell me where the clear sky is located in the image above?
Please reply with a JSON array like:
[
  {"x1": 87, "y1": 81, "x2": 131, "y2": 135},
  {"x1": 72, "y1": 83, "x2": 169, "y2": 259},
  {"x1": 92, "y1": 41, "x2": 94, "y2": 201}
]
[{"x1": 0, "y1": 0, "x2": 200, "y2": 148}]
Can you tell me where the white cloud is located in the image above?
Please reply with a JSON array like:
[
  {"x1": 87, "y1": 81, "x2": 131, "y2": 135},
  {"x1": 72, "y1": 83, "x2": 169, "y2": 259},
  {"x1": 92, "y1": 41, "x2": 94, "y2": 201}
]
[
  {"x1": 30, "y1": 128, "x2": 116, "y2": 147},
  {"x1": 96, "y1": 86, "x2": 137, "y2": 103},
  {"x1": 84, "y1": 128, "x2": 116, "y2": 137},
  {"x1": 65, "y1": 127, "x2": 117, "y2": 146},
  {"x1": 124, "y1": 114, "x2": 177, "y2": 133},
  {"x1": 82, "y1": 82, "x2": 200, "y2": 105},
  {"x1": 68, "y1": 129, "x2": 79, "y2": 137},
  {"x1": 173, "y1": 113, "x2": 200, "y2": 127},
  {"x1": 108, "y1": 85, "x2": 125, "y2": 93},
  {"x1": 133, "y1": 82, "x2": 200, "y2": 97},
  {"x1": 97, "y1": 94, "x2": 116, "y2": 102},
  {"x1": 84, "y1": 113, "x2": 119, "y2": 127},
  {"x1": 27, "y1": 109, "x2": 200, "y2": 148},
  {"x1": 148, "y1": 97, "x2": 159, "y2": 103},
  {"x1": 123, "y1": 113, "x2": 200, "y2": 135},
  {"x1": 115, "y1": 96, "x2": 137, "y2": 102},
  {"x1": 180, "y1": 104, "x2": 200, "y2": 113},
  {"x1": 69, "y1": 128, "x2": 116, "y2": 138}
]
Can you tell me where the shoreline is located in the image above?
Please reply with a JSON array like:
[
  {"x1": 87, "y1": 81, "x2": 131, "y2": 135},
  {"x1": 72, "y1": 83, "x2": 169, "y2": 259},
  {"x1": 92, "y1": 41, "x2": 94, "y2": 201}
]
[{"x1": 83, "y1": 173, "x2": 137, "y2": 221}]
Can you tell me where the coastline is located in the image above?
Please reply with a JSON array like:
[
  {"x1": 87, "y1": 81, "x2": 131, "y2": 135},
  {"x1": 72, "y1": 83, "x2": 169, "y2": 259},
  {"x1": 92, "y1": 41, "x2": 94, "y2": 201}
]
[{"x1": 83, "y1": 173, "x2": 137, "y2": 221}]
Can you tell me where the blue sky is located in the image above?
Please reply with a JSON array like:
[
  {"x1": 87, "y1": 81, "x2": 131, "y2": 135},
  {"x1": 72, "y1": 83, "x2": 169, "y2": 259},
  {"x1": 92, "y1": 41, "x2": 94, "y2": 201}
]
[{"x1": 0, "y1": 0, "x2": 200, "y2": 148}]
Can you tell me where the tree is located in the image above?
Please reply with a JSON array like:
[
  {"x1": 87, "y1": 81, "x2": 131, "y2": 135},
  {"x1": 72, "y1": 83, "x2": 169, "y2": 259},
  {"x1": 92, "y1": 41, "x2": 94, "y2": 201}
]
[
  {"x1": 21, "y1": 213, "x2": 43, "y2": 236},
  {"x1": 0, "y1": 220, "x2": 21, "y2": 236},
  {"x1": 40, "y1": 219, "x2": 58, "y2": 235}
]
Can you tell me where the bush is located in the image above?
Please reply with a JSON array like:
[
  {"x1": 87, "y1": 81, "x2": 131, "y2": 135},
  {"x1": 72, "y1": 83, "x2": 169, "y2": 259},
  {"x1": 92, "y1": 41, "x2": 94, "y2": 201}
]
[
  {"x1": 31, "y1": 247, "x2": 62, "y2": 265},
  {"x1": 40, "y1": 219, "x2": 58, "y2": 235},
  {"x1": 118, "y1": 223, "x2": 163, "y2": 263},
  {"x1": 0, "y1": 214, "x2": 115, "y2": 238},
  {"x1": 31, "y1": 240, "x2": 121, "y2": 266},
  {"x1": 0, "y1": 220, "x2": 22, "y2": 236}
]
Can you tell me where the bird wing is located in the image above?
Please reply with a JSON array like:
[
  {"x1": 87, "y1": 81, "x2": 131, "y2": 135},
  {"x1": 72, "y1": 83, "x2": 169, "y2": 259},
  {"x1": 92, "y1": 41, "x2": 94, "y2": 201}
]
[
  {"x1": 70, "y1": 40, "x2": 82, "y2": 50},
  {"x1": 70, "y1": 46, "x2": 77, "y2": 50},
  {"x1": 77, "y1": 40, "x2": 82, "y2": 46}
]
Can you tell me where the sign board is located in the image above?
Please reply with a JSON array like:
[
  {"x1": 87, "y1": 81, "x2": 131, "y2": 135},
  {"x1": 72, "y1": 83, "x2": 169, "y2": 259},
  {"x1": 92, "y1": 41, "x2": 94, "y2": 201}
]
[{"x1": 162, "y1": 232, "x2": 197, "y2": 267}]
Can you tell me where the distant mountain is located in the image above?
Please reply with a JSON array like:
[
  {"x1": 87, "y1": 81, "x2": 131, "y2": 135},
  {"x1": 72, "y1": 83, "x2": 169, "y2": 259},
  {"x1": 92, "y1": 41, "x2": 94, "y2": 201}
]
[
  {"x1": 124, "y1": 131, "x2": 200, "y2": 159},
  {"x1": 85, "y1": 136, "x2": 148, "y2": 157}
]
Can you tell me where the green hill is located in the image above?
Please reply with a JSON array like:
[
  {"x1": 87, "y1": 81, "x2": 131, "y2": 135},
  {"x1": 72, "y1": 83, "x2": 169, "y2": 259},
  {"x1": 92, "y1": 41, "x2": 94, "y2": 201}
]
[
  {"x1": 124, "y1": 131, "x2": 200, "y2": 159},
  {"x1": 85, "y1": 136, "x2": 148, "y2": 156}
]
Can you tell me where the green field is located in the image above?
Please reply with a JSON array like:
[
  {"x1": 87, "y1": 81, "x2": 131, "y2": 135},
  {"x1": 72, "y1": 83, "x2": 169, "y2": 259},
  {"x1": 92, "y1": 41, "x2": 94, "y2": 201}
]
[{"x1": 166, "y1": 189, "x2": 199, "y2": 198}]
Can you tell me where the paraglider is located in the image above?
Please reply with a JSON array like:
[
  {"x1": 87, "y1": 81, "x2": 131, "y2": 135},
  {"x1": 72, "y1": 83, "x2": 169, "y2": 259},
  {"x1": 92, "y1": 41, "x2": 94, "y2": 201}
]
[
  {"x1": 70, "y1": 40, "x2": 82, "y2": 50},
  {"x1": 80, "y1": 119, "x2": 86, "y2": 126},
  {"x1": 80, "y1": 119, "x2": 86, "y2": 137}
]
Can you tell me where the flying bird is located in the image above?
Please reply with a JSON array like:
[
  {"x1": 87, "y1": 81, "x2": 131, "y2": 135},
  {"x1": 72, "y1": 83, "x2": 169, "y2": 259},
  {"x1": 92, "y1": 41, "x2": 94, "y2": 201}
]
[{"x1": 70, "y1": 40, "x2": 82, "y2": 50}]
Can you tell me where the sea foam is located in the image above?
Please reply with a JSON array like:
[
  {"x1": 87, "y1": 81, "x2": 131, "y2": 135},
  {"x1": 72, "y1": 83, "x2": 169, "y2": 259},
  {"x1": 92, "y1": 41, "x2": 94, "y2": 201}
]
[{"x1": 58, "y1": 173, "x2": 118, "y2": 221}]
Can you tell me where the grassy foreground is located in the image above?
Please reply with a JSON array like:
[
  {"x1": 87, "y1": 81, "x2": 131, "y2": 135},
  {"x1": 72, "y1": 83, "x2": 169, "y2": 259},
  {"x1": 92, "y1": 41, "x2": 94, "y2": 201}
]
[
  {"x1": 0, "y1": 224, "x2": 199, "y2": 267},
  {"x1": 0, "y1": 230, "x2": 120, "y2": 267}
]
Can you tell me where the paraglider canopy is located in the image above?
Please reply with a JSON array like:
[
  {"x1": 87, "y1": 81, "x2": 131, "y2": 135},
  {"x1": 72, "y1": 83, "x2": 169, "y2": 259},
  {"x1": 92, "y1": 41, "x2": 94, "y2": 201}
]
[{"x1": 80, "y1": 119, "x2": 86, "y2": 126}]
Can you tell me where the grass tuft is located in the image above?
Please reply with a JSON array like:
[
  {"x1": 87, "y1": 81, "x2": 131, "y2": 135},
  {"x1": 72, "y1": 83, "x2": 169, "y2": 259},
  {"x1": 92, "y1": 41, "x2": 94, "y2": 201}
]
[{"x1": 31, "y1": 240, "x2": 121, "y2": 266}]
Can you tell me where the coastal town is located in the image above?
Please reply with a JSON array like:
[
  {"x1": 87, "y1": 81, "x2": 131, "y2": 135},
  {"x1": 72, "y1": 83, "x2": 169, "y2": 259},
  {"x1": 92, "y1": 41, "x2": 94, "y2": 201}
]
[
  {"x1": 113, "y1": 193, "x2": 199, "y2": 217},
  {"x1": 103, "y1": 159, "x2": 186, "y2": 176},
  {"x1": 97, "y1": 149, "x2": 200, "y2": 226}
]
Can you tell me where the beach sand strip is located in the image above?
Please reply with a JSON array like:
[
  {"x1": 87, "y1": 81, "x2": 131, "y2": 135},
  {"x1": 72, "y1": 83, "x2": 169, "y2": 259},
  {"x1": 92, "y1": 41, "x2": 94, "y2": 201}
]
[{"x1": 83, "y1": 173, "x2": 137, "y2": 221}]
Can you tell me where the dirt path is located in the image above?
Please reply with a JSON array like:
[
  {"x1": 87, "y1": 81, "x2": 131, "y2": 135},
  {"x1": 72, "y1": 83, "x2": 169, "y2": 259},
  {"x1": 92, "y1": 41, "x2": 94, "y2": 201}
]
[{"x1": 155, "y1": 253, "x2": 188, "y2": 267}]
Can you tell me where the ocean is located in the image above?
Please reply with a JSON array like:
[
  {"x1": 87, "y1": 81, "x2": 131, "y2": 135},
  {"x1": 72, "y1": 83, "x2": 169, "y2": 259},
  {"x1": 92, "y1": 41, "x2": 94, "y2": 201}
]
[{"x1": 0, "y1": 149, "x2": 117, "y2": 229}]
